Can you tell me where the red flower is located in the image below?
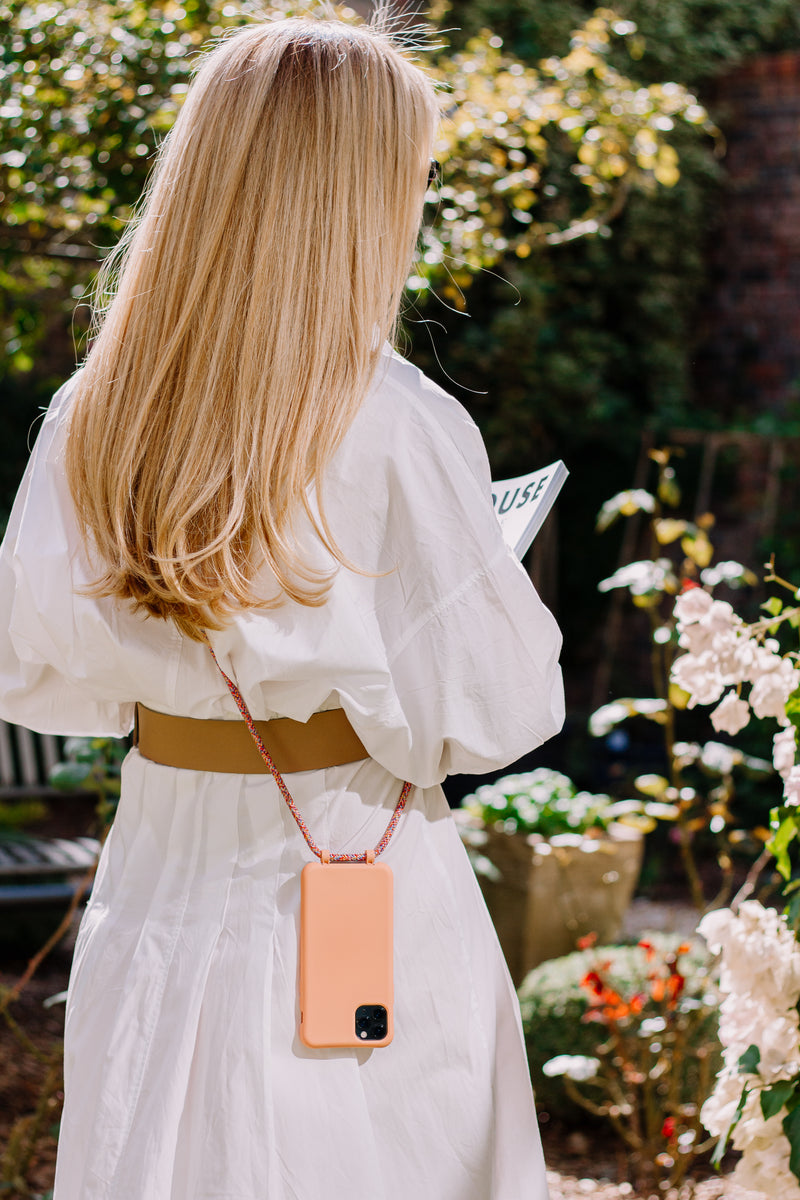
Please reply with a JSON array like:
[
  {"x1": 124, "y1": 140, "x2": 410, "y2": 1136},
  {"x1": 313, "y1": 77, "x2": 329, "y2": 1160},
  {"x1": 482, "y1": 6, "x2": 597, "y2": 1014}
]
[
  {"x1": 680, "y1": 579, "x2": 700, "y2": 593},
  {"x1": 662, "y1": 1117, "x2": 677, "y2": 1139},
  {"x1": 577, "y1": 932, "x2": 598, "y2": 950}
]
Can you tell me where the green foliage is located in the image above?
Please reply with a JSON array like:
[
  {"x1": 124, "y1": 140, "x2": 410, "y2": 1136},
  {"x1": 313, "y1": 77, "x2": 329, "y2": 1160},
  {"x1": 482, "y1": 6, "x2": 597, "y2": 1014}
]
[
  {"x1": 419, "y1": 11, "x2": 713, "y2": 299},
  {"x1": 0, "y1": 798, "x2": 48, "y2": 829},
  {"x1": 49, "y1": 735, "x2": 127, "y2": 824},
  {"x1": 0, "y1": 0, "x2": 271, "y2": 379},
  {"x1": 518, "y1": 933, "x2": 719, "y2": 1121},
  {"x1": 443, "y1": 0, "x2": 800, "y2": 86},
  {"x1": 460, "y1": 767, "x2": 618, "y2": 837}
]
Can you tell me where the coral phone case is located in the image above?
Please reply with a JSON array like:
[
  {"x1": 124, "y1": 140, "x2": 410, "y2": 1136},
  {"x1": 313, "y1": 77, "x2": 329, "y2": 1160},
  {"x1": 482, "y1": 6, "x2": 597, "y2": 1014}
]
[{"x1": 299, "y1": 860, "x2": 393, "y2": 1048}]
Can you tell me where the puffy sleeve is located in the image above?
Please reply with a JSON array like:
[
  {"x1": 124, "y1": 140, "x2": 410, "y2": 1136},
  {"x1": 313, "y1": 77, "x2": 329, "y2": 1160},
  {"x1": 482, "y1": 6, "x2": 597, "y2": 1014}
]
[
  {"x1": 0, "y1": 379, "x2": 170, "y2": 736},
  {"x1": 323, "y1": 353, "x2": 565, "y2": 788}
]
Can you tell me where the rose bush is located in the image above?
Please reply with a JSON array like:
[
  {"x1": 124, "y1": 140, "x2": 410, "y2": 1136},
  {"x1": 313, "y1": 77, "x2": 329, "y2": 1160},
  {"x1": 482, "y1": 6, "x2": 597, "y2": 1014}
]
[
  {"x1": 699, "y1": 901, "x2": 800, "y2": 1196},
  {"x1": 667, "y1": 564, "x2": 800, "y2": 1190}
]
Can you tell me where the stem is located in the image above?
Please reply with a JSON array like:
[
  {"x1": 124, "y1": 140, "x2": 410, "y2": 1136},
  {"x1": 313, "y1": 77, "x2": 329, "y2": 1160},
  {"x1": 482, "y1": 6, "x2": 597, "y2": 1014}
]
[
  {"x1": 1, "y1": 1004, "x2": 47, "y2": 1063},
  {"x1": 730, "y1": 846, "x2": 773, "y2": 911},
  {"x1": 748, "y1": 608, "x2": 800, "y2": 638},
  {"x1": 562, "y1": 1077, "x2": 643, "y2": 1151},
  {"x1": 763, "y1": 558, "x2": 798, "y2": 594},
  {"x1": 676, "y1": 819, "x2": 706, "y2": 912},
  {"x1": 0, "y1": 1057, "x2": 62, "y2": 1191},
  {"x1": 706, "y1": 834, "x2": 735, "y2": 913},
  {"x1": 0, "y1": 861, "x2": 95, "y2": 1018}
]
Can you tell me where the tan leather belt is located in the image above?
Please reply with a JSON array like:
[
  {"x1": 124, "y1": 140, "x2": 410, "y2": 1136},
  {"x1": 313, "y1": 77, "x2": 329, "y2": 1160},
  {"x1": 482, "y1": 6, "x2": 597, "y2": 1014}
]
[{"x1": 133, "y1": 703, "x2": 369, "y2": 774}]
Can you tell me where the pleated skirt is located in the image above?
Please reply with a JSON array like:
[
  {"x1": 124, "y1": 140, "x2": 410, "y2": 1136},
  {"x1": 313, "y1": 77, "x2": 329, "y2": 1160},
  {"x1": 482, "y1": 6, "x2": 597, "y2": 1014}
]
[{"x1": 54, "y1": 750, "x2": 550, "y2": 1200}]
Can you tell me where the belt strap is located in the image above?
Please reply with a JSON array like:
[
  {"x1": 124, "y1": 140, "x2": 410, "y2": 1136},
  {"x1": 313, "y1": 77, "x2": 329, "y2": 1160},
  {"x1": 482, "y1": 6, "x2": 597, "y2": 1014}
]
[{"x1": 134, "y1": 703, "x2": 369, "y2": 775}]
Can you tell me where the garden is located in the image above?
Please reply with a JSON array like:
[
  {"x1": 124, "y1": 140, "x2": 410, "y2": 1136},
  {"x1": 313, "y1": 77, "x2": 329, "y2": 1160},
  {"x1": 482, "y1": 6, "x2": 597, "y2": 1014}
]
[{"x1": 3, "y1": 0, "x2": 800, "y2": 1196}]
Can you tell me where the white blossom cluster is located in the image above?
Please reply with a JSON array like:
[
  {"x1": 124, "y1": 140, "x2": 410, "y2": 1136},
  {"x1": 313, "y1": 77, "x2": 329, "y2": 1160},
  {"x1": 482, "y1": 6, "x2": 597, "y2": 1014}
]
[
  {"x1": 671, "y1": 587, "x2": 799, "y2": 805},
  {"x1": 699, "y1": 901, "x2": 800, "y2": 1198}
]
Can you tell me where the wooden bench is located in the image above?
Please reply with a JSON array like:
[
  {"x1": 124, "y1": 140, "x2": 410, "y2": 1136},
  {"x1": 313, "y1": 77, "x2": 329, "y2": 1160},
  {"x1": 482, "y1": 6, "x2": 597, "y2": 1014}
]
[
  {"x1": 0, "y1": 720, "x2": 65, "y2": 801},
  {"x1": 0, "y1": 721, "x2": 100, "y2": 908}
]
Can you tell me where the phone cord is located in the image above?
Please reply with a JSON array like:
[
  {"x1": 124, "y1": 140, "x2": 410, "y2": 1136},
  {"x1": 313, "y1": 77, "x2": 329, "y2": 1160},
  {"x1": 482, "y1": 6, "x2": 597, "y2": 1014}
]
[{"x1": 207, "y1": 643, "x2": 412, "y2": 864}]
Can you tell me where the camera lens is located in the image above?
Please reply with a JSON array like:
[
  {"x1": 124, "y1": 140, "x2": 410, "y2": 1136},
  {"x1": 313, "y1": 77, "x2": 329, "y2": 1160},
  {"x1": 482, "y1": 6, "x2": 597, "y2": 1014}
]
[{"x1": 355, "y1": 1004, "x2": 387, "y2": 1040}]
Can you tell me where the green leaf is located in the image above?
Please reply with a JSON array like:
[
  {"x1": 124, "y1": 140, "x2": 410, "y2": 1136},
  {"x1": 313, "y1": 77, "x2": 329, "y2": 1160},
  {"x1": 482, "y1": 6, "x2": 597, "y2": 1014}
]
[
  {"x1": 48, "y1": 761, "x2": 92, "y2": 791},
  {"x1": 787, "y1": 893, "x2": 800, "y2": 935},
  {"x1": 658, "y1": 469, "x2": 681, "y2": 509},
  {"x1": 762, "y1": 596, "x2": 784, "y2": 618},
  {"x1": 783, "y1": 1105, "x2": 800, "y2": 1183},
  {"x1": 712, "y1": 1083, "x2": 749, "y2": 1168},
  {"x1": 762, "y1": 1079, "x2": 799, "y2": 1120},
  {"x1": 738, "y1": 1044, "x2": 761, "y2": 1075},
  {"x1": 767, "y1": 815, "x2": 798, "y2": 881},
  {"x1": 786, "y1": 687, "x2": 800, "y2": 737}
]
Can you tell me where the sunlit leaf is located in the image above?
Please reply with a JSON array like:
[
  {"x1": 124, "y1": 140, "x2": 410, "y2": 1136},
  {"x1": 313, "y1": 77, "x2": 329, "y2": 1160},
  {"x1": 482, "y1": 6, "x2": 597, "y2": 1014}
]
[
  {"x1": 596, "y1": 489, "x2": 656, "y2": 532},
  {"x1": 643, "y1": 801, "x2": 680, "y2": 821},
  {"x1": 768, "y1": 813, "x2": 798, "y2": 882},
  {"x1": 669, "y1": 683, "x2": 691, "y2": 710},
  {"x1": 634, "y1": 774, "x2": 669, "y2": 798},
  {"x1": 653, "y1": 518, "x2": 687, "y2": 545},
  {"x1": 681, "y1": 530, "x2": 713, "y2": 568}
]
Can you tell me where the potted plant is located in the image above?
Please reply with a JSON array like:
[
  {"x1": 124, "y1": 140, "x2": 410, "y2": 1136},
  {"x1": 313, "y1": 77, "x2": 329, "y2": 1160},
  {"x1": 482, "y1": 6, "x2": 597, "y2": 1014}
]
[{"x1": 454, "y1": 768, "x2": 646, "y2": 983}]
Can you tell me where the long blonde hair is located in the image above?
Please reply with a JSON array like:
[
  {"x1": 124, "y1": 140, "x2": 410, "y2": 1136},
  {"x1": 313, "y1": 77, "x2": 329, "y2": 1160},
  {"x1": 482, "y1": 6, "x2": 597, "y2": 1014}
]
[{"x1": 65, "y1": 17, "x2": 438, "y2": 641}]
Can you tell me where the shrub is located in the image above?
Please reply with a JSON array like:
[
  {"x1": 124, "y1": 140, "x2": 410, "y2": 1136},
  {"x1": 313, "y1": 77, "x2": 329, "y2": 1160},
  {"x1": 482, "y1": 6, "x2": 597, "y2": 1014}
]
[{"x1": 519, "y1": 933, "x2": 720, "y2": 1121}]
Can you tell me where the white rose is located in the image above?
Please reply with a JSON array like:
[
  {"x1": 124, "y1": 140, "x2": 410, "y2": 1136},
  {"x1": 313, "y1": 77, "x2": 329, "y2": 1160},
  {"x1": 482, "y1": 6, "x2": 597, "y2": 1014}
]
[
  {"x1": 697, "y1": 906, "x2": 737, "y2": 954},
  {"x1": 718, "y1": 993, "x2": 800, "y2": 1057},
  {"x1": 674, "y1": 586, "x2": 713, "y2": 624},
  {"x1": 732, "y1": 1119, "x2": 800, "y2": 1199},
  {"x1": 700, "y1": 1070, "x2": 748, "y2": 1138},
  {"x1": 785, "y1": 766, "x2": 800, "y2": 809},
  {"x1": 705, "y1": 599, "x2": 738, "y2": 631},
  {"x1": 701, "y1": 902, "x2": 800, "y2": 1012},
  {"x1": 774, "y1": 728, "x2": 797, "y2": 779},
  {"x1": 679, "y1": 621, "x2": 715, "y2": 655},
  {"x1": 712, "y1": 630, "x2": 749, "y2": 685},
  {"x1": 672, "y1": 651, "x2": 725, "y2": 707},
  {"x1": 750, "y1": 659, "x2": 799, "y2": 723},
  {"x1": 758, "y1": 1015, "x2": 800, "y2": 1079},
  {"x1": 733, "y1": 636, "x2": 762, "y2": 684},
  {"x1": 710, "y1": 691, "x2": 751, "y2": 736}
]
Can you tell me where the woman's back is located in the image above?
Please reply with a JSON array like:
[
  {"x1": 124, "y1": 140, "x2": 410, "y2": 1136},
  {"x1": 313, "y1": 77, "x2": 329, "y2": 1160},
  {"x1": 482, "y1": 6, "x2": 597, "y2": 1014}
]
[{"x1": 2, "y1": 346, "x2": 562, "y2": 787}]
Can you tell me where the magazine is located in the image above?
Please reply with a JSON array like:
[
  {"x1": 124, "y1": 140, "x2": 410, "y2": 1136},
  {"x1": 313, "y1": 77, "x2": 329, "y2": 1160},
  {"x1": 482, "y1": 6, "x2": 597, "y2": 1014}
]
[{"x1": 491, "y1": 460, "x2": 569, "y2": 559}]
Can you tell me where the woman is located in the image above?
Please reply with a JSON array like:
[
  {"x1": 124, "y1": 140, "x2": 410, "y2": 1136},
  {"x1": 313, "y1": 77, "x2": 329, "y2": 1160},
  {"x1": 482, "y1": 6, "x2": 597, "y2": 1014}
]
[{"x1": 0, "y1": 16, "x2": 563, "y2": 1200}]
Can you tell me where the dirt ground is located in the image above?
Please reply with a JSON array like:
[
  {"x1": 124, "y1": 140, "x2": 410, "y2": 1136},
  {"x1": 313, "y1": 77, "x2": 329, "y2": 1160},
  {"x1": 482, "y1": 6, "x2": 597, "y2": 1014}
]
[{"x1": 0, "y1": 903, "x2": 763, "y2": 1200}]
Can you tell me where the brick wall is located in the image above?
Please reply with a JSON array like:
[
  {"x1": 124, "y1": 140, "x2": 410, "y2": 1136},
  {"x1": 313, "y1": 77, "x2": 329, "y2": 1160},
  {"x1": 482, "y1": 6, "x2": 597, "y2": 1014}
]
[{"x1": 694, "y1": 52, "x2": 800, "y2": 416}]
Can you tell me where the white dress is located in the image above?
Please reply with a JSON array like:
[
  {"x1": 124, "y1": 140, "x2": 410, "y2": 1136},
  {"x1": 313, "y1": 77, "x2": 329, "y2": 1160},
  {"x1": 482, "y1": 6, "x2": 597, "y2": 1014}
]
[{"x1": 0, "y1": 347, "x2": 564, "y2": 1200}]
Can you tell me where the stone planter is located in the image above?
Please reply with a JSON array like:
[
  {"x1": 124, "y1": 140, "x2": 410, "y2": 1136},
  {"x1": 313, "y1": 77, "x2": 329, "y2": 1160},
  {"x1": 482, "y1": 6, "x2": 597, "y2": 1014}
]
[{"x1": 454, "y1": 814, "x2": 644, "y2": 986}]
